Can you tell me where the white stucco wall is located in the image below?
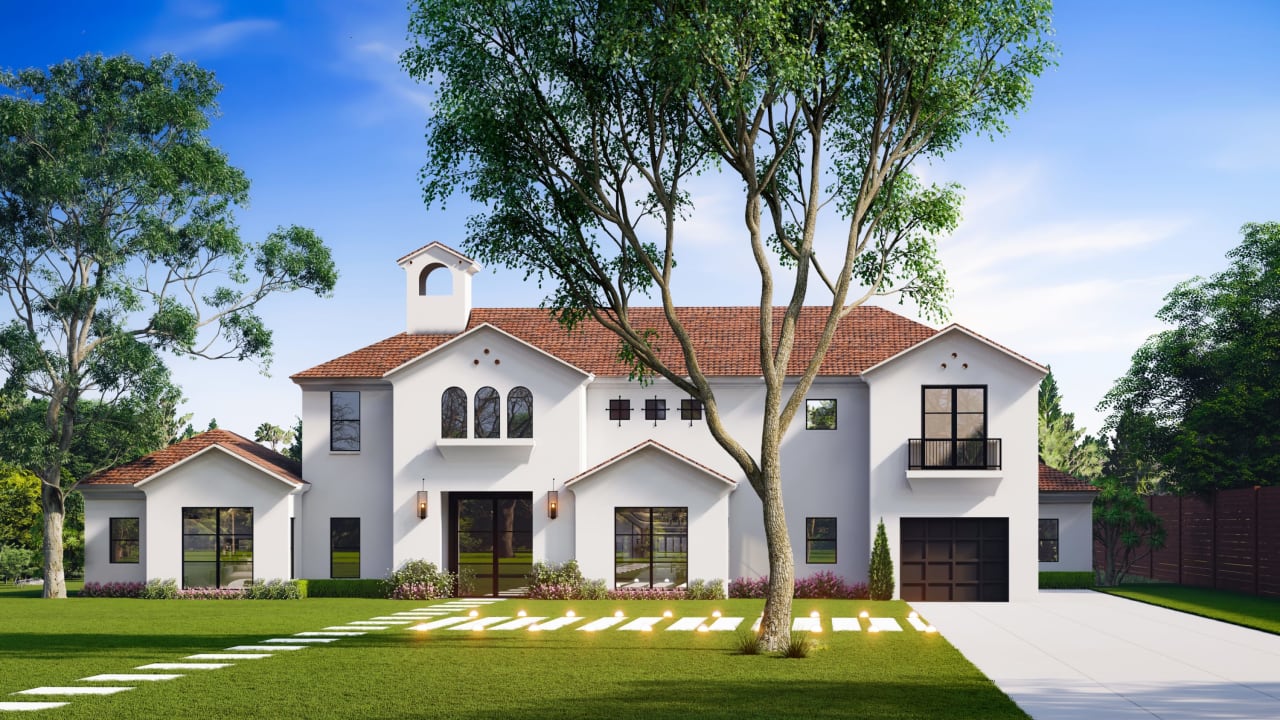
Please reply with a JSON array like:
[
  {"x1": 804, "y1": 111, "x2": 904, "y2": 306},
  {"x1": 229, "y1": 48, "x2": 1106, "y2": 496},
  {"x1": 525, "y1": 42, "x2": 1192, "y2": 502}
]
[
  {"x1": 140, "y1": 449, "x2": 297, "y2": 585},
  {"x1": 865, "y1": 329, "x2": 1045, "y2": 601},
  {"x1": 295, "y1": 381, "x2": 393, "y2": 579},
  {"x1": 567, "y1": 447, "x2": 733, "y2": 585},
  {"x1": 1040, "y1": 496, "x2": 1096, "y2": 572},
  {"x1": 82, "y1": 489, "x2": 147, "y2": 584}
]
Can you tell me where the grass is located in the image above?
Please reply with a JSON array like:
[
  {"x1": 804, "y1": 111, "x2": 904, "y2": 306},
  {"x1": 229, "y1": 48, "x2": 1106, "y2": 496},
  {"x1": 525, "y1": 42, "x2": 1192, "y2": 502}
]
[
  {"x1": 0, "y1": 593, "x2": 1027, "y2": 719},
  {"x1": 1097, "y1": 584, "x2": 1280, "y2": 635}
]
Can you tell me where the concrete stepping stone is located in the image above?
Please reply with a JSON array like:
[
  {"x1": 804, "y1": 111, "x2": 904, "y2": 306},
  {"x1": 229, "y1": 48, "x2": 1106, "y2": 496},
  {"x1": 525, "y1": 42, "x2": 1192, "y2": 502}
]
[
  {"x1": 792, "y1": 617, "x2": 822, "y2": 632},
  {"x1": 0, "y1": 702, "x2": 69, "y2": 711},
  {"x1": 489, "y1": 617, "x2": 545, "y2": 630},
  {"x1": 186, "y1": 653, "x2": 272, "y2": 660},
  {"x1": 906, "y1": 617, "x2": 928, "y2": 631},
  {"x1": 81, "y1": 674, "x2": 182, "y2": 682},
  {"x1": 15, "y1": 687, "x2": 132, "y2": 696},
  {"x1": 409, "y1": 617, "x2": 471, "y2": 631},
  {"x1": 832, "y1": 617, "x2": 862, "y2": 631},
  {"x1": 528, "y1": 616, "x2": 581, "y2": 631},
  {"x1": 667, "y1": 617, "x2": 708, "y2": 631},
  {"x1": 368, "y1": 617, "x2": 418, "y2": 622},
  {"x1": 263, "y1": 638, "x2": 335, "y2": 643},
  {"x1": 295, "y1": 631, "x2": 364, "y2": 637},
  {"x1": 577, "y1": 616, "x2": 626, "y2": 632},
  {"x1": 349, "y1": 620, "x2": 410, "y2": 625},
  {"x1": 708, "y1": 617, "x2": 744, "y2": 631},
  {"x1": 137, "y1": 663, "x2": 230, "y2": 670},
  {"x1": 450, "y1": 617, "x2": 512, "y2": 631},
  {"x1": 869, "y1": 618, "x2": 902, "y2": 632},
  {"x1": 752, "y1": 617, "x2": 761, "y2": 632},
  {"x1": 325, "y1": 626, "x2": 388, "y2": 631},
  {"x1": 618, "y1": 617, "x2": 663, "y2": 631},
  {"x1": 227, "y1": 645, "x2": 304, "y2": 651}
]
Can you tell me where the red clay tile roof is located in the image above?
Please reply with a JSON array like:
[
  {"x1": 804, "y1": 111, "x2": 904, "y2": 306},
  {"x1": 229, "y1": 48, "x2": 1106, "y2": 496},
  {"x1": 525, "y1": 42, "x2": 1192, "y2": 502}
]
[
  {"x1": 292, "y1": 306, "x2": 937, "y2": 380},
  {"x1": 1039, "y1": 462, "x2": 1097, "y2": 493},
  {"x1": 81, "y1": 429, "x2": 305, "y2": 487},
  {"x1": 563, "y1": 440, "x2": 737, "y2": 488}
]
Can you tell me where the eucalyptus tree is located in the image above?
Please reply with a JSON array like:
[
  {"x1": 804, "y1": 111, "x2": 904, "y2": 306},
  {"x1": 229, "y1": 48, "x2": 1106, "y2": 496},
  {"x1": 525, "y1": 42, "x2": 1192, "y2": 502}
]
[
  {"x1": 405, "y1": 0, "x2": 1052, "y2": 648},
  {"x1": 0, "y1": 54, "x2": 337, "y2": 598}
]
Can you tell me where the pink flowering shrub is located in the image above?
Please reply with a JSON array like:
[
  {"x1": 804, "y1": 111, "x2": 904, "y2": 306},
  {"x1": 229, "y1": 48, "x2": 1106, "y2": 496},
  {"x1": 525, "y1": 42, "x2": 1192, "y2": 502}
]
[
  {"x1": 728, "y1": 576, "x2": 769, "y2": 598},
  {"x1": 176, "y1": 587, "x2": 246, "y2": 599},
  {"x1": 606, "y1": 587, "x2": 689, "y2": 600},
  {"x1": 729, "y1": 572, "x2": 869, "y2": 599},
  {"x1": 80, "y1": 581, "x2": 145, "y2": 598},
  {"x1": 390, "y1": 582, "x2": 447, "y2": 600}
]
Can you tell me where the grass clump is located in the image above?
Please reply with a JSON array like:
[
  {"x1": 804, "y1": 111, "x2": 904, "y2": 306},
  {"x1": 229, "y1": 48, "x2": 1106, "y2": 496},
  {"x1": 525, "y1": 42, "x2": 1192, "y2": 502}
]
[
  {"x1": 782, "y1": 631, "x2": 816, "y2": 658},
  {"x1": 734, "y1": 630, "x2": 763, "y2": 655}
]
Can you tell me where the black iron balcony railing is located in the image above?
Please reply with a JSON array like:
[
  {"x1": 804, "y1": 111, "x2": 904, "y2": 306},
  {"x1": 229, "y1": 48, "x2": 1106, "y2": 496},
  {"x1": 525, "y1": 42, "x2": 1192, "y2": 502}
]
[{"x1": 908, "y1": 438, "x2": 1002, "y2": 470}]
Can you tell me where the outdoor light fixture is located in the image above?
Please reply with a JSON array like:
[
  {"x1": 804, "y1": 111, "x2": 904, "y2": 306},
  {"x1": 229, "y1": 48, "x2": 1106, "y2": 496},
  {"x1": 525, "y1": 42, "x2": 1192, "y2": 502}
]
[
  {"x1": 547, "y1": 479, "x2": 559, "y2": 519},
  {"x1": 417, "y1": 490, "x2": 429, "y2": 519}
]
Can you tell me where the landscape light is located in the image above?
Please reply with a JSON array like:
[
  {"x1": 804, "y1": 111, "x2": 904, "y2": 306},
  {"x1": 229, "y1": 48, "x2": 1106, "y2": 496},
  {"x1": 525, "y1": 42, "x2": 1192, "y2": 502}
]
[
  {"x1": 712, "y1": 610, "x2": 722, "y2": 618},
  {"x1": 859, "y1": 610, "x2": 869, "y2": 619},
  {"x1": 517, "y1": 610, "x2": 527, "y2": 617},
  {"x1": 663, "y1": 610, "x2": 673, "y2": 618},
  {"x1": 809, "y1": 611, "x2": 820, "y2": 619},
  {"x1": 468, "y1": 610, "x2": 479, "y2": 618},
  {"x1": 614, "y1": 610, "x2": 624, "y2": 618},
  {"x1": 566, "y1": 610, "x2": 575, "y2": 618}
]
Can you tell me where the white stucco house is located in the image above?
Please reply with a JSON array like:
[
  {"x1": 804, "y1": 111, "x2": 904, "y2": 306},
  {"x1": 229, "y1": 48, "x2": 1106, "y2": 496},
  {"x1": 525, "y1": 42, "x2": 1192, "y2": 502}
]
[{"x1": 81, "y1": 242, "x2": 1095, "y2": 600}]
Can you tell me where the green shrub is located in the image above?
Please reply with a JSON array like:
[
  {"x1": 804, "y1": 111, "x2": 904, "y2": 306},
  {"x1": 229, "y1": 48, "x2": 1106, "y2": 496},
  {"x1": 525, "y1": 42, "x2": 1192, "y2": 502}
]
[
  {"x1": 781, "y1": 631, "x2": 815, "y2": 659},
  {"x1": 295, "y1": 579, "x2": 309, "y2": 598},
  {"x1": 0, "y1": 545, "x2": 39, "y2": 583},
  {"x1": 140, "y1": 578, "x2": 178, "y2": 599},
  {"x1": 868, "y1": 518, "x2": 894, "y2": 601},
  {"x1": 1039, "y1": 571, "x2": 1096, "y2": 589},
  {"x1": 245, "y1": 578, "x2": 302, "y2": 599},
  {"x1": 686, "y1": 578, "x2": 727, "y2": 600},
  {"x1": 734, "y1": 630, "x2": 763, "y2": 655},
  {"x1": 303, "y1": 579, "x2": 385, "y2": 598},
  {"x1": 385, "y1": 560, "x2": 456, "y2": 599},
  {"x1": 527, "y1": 560, "x2": 605, "y2": 599}
]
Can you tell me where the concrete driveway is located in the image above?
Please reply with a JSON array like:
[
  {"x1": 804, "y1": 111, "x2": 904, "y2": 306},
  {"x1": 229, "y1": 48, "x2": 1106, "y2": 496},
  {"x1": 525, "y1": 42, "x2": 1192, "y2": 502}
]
[{"x1": 913, "y1": 590, "x2": 1280, "y2": 720}]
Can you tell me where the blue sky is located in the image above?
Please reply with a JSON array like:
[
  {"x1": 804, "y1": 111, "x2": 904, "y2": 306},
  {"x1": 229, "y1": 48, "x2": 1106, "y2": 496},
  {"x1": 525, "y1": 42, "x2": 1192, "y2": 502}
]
[{"x1": 3, "y1": 1, "x2": 1279, "y2": 442}]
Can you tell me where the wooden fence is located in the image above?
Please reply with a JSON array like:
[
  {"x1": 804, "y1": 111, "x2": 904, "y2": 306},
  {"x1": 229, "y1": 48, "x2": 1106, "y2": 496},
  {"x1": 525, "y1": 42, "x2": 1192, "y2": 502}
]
[{"x1": 1094, "y1": 486, "x2": 1280, "y2": 599}]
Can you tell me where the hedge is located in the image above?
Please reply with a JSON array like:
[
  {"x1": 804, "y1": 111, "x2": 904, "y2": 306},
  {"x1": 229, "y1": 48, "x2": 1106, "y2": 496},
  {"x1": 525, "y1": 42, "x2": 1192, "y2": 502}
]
[
  {"x1": 1038, "y1": 571, "x2": 1096, "y2": 589},
  {"x1": 299, "y1": 578, "x2": 385, "y2": 598}
]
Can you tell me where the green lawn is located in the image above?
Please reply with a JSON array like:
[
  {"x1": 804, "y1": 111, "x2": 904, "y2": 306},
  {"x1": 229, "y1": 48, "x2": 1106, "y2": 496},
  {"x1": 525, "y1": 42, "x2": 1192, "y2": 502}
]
[
  {"x1": 1098, "y1": 584, "x2": 1280, "y2": 635},
  {"x1": 0, "y1": 592, "x2": 1026, "y2": 719}
]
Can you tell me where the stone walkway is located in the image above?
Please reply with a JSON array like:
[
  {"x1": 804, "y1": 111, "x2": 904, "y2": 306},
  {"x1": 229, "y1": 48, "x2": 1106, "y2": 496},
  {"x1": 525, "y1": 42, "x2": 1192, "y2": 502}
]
[{"x1": 2, "y1": 598, "x2": 926, "y2": 712}]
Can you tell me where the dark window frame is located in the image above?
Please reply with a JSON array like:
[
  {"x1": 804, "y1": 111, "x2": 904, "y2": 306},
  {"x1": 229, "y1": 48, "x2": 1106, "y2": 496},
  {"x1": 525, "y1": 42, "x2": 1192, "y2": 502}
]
[
  {"x1": 181, "y1": 507, "x2": 253, "y2": 589},
  {"x1": 1039, "y1": 518, "x2": 1060, "y2": 563},
  {"x1": 330, "y1": 517, "x2": 361, "y2": 578},
  {"x1": 507, "y1": 386, "x2": 533, "y2": 438},
  {"x1": 109, "y1": 517, "x2": 139, "y2": 564},
  {"x1": 441, "y1": 386, "x2": 468, "y2": 439},
  {"x1": 679, "y1": 398, "x2": 703, "y2": 424},
  {"x1": 805, "y1": 398, "x2": 838, "y2": 430},
  {"x1": 614, "y1": 507, "x2": 689, "y2": 589},
  {"x1": 330, "y1": 391, "x2": 361, "y2": 451},
  {"x1": 644, "y1": 397, "x2": 667, "y2": 424},
  {"x1": 805, "y1": 517, "x2": 837, "y2": 564},
  {"x1": 607, "y1": 397, "x2": 632, "y2": 425},
  {"x1": 474, "y1": 386, "x2": 501, "y2": 438},
  {"x1": 914, "y1": 385, "x2": 996, "y2": 469}
]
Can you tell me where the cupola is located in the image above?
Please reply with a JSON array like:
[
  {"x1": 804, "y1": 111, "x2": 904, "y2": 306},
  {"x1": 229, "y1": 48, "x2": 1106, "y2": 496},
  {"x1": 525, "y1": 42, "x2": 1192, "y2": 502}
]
[{"x1": 396, "y1": 242, "x2": 482, "y2": 334}]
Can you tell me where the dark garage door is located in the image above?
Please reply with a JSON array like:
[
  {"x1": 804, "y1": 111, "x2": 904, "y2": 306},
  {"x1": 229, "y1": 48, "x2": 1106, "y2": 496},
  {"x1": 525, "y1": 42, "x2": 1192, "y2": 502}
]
[{"x1": 900, "y1": 517, "x2": 1008, "y2": 601}]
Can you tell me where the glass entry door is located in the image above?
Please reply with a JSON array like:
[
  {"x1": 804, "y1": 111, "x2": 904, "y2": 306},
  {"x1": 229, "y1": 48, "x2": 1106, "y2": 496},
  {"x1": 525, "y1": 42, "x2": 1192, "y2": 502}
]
[{"x1": 449, "y1": 493, "x2": 533, "y2": 597}]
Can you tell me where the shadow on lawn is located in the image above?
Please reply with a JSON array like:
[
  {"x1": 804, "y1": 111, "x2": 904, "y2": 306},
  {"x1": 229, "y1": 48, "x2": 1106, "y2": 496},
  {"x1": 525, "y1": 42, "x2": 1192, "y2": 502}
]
[{"x1": 0, "y1": 632, "x2": 293, "y2": 657}]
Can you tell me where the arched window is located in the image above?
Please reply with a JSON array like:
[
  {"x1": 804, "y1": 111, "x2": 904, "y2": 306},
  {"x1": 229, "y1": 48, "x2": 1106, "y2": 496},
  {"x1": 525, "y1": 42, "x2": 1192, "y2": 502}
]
[
  {"x1": 441, "y1": 387, "x2": 467, "y2": 439},
  {"x1": 474, "y1": 386, "x2": 500, "y2": 438},
  {"x1": 507, "y1": 387, "x2": 533, "y2": 438},
  {"x1": 418, "y1": 263, "x2": 452, "y2": 296}
]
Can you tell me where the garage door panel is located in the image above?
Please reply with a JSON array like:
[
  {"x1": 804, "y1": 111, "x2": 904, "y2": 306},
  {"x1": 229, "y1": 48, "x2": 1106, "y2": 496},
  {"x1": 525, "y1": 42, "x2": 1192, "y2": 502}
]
[{"x1": 899, "y1": 517, "x2": 1008, "y2": 602}]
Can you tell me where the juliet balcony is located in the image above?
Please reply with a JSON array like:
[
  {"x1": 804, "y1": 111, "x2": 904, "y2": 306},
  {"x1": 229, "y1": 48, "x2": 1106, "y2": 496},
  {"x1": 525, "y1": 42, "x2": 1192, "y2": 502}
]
[{"x1": 907, "y1": 438, "x2": 1002, "y2": 471}]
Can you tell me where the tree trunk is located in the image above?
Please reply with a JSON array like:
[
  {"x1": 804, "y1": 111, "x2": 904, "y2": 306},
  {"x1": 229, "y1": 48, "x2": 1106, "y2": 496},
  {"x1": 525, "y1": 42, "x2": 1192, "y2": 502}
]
[
  {"x1": 40, "y1": 472, "x2": 67, "y2": 599},
  {"x1": 757, "y1": 458, "x2": 794, "y2": 651}
]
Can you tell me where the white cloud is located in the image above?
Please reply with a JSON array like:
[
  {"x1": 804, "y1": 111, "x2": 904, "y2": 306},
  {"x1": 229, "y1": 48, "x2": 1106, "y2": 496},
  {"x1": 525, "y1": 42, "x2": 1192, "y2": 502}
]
[{"x1": 146, "y1": 18, "x2": 278, "y2": 57}]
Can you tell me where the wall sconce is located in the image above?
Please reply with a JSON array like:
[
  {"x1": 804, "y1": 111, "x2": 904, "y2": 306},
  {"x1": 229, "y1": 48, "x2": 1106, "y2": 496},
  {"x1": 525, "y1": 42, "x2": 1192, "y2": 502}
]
[
  {"x1": 417, "y1": 490, "x2": 429, "y2": 519},
  {"x1": 547, "y1": 485, "x2": 559, "y2": 520}
]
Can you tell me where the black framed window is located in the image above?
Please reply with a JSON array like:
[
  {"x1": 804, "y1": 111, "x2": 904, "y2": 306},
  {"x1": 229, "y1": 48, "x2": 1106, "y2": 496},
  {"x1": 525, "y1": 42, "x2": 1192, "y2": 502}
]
[
  {"x1": 442, "y1": 387, "x2": 467, "y2": 439},
  {"x1": 507, "y1": 387, "x2": 533, "y2": 438},
  {"x1": 805, "y1": 517, "x2": 836, "y2": 564},
  {"x1": 921, "y1": 386, "x2": 989, "y2": 467},
  {"x1": 644, "y1": 398, "x2": 667, "y2": 423},
  {"x1": 109, "y1": 517, "x2": 139, "y2": 564},
  {"x1": 331, "y1": 518, "x2": 360, "y2": 578},
  {"x1": 614, "y1": 507, "x2": 688, "y2": 589},
  {"x1": 330, "y1": 391, "x2": 361, "y2": 451},
  {"x1": 182, "y1": 507, "x2": 252, "y2": 588},
  {"x1": 475, "y1": 386, "x2": 500, "y2": 438},
  {"x1": 805, "y1": 399, "x2": 837, "y2": 430},
  {"x1": 607, "y1": 397, "x2": 631, "y2": 425},
  {"x1": 1039, "y1": 518, "x2": 1059, "y2": 562},
  {"x1": 679, "y1": 398, "x2": 703, "y2": 424}
]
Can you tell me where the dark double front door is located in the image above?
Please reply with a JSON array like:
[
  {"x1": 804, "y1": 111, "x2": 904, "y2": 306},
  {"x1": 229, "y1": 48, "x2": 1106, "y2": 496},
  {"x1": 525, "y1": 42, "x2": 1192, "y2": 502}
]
[{"x1": 448, "y1": 493, "x2": 533, "y2": 597}]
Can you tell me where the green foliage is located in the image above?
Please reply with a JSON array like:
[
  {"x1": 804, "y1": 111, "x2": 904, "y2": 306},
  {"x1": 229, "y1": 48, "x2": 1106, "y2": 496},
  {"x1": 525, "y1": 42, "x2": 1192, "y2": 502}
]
[
  {"x1": 139, "y1": 578, "x2": 179, "y2": 600},
  {"x1": 0, "y1": 467, "x2": 40, "y2": 550},
  {"x1": 1038, "y1": 571, "x2": 1096, "y2": 589},
  {"x1": 781, "y1": 631, "x2": 816, "y2": 659},
  {"x1": 526, "y1": 559, "x2": 608, "y2": 599},
  {"x1": 0, "y1": 545, "x2": 39, "y2": 583},
  {"x1": 286, "y1": 417, "x2": 302, "y2": 462},
  {"x1": 1092, "y1": 478, "x2": 1166, "y2": 587},
  {"x1": 301, "y1": 579, "x2": 385, "y2": 599},
  {"x1": 1100, "y1": 222, "x2": 1280, "y2": 493},
  {"x1": 384, "y1": 559, "x2": 457, "y2": 599},
  {"x1": 0, "y1": 53, "x2": 338, "y2": 593},
  {"x1": 869, "y1": 519, "x2": 894, "y2": 601},
  {"x1": 685, "y1": 578, "x2": 727, "y2": 600},
  {"x1": 1038, "y1": 367, "x2": 1104, "y2": 480},
  {"x1": 734, "y1": 630, "x2": 764, "y2": 655},
  {"x1": 244, "y1": 578, "x2": 302, "y2": 600},
  {"x1": 253, "y1": 422, "x2": 295, "y2": 453}
]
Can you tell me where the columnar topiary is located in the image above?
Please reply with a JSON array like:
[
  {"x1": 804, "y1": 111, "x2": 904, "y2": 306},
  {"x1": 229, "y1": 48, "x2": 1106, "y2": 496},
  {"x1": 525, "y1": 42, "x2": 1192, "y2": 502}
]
[{"x1": 869, "y1": 519, "x2": 894, "y2": 601}]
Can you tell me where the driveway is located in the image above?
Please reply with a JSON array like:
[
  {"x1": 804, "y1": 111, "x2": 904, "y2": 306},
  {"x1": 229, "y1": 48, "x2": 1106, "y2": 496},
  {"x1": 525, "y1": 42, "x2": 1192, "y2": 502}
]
[{"x1": 913, "y1": 590, "x2": 1280, "y2": 720}]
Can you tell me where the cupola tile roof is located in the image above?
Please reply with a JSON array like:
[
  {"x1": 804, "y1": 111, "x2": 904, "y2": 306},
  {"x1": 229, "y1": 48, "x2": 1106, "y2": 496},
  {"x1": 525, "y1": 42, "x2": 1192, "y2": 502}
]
[
  {"x1": 292, "y1": 305, "x2": 937, "y2": 379},
  {"x1": 81, "y1": 429, "x2": 305, "y2": 487}
]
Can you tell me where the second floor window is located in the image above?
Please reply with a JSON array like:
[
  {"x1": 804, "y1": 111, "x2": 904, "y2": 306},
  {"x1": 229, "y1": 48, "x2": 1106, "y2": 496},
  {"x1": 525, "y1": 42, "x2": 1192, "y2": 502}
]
[
  {"x1": 331, "y1": 391, "x2": 360, "y2": 451},
  {"x1": 644, "y1": 398, "x2": 667, "y2": 424},
  {"x1": 507, "y1": 387, "x2": 533, "y2": 438},
  {"x1": 475, "y1": 386, "x2": 500, "y2": 438},
  {"x1": 442, "y1": 387, "x2": 467, "y2": 438},
  {"x1": 921, "y1": 386, "x2": 989, "y2": 467},
  {"x1": 607, "y1": 397, "x2": 631, "y2": 425},
  {"x1": 680, "y1": 398, "x2": 703, "y2": 424}
]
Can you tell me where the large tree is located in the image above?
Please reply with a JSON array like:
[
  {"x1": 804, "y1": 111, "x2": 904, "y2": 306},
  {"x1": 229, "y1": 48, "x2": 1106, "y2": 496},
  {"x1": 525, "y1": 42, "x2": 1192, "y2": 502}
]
[
  {"x1": 404, "y1": 0, "x2": 1052, "y2": 647},
  {"x1": 1099, "y1": 222, "x2": 1280, "y2": 494},
  {"x1": 1038, "y1": 367, "x2": 1103, "y2": 480},
  {"x1": 0, "y1": 54, "x2": 337, "y2": 598}
]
